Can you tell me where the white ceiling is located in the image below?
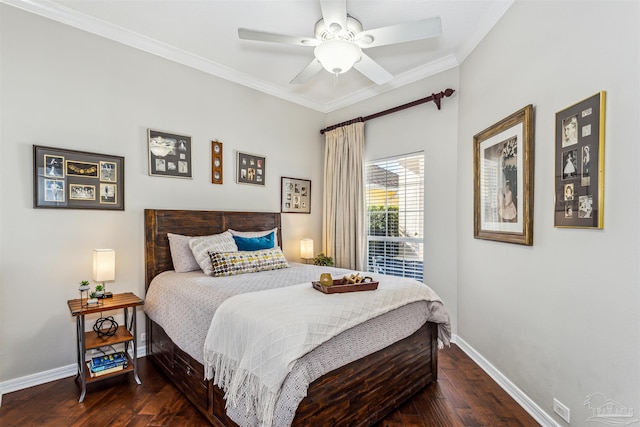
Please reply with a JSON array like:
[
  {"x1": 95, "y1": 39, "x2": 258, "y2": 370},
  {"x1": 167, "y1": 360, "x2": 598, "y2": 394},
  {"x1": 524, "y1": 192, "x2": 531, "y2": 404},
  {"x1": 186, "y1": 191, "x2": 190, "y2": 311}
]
[{"x1": 4, "y1": 0, "x2": 514, "y2": 112}]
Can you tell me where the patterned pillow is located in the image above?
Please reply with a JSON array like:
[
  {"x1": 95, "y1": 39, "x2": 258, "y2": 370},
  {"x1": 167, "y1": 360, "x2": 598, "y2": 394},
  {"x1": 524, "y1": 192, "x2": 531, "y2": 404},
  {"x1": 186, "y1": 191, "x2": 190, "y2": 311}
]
[
  {"x1": 189, "y1": 231, "x2": 238, "y2": 275},
  {"x1": 228, "y1": 228, "x2": 279, "y2": 247},
  {"x1": 208, "y1": 247, "x2": 289, "y2": 277},
  {"x1": 167, "y1": 233, "x2": 200, "y2": 273}
]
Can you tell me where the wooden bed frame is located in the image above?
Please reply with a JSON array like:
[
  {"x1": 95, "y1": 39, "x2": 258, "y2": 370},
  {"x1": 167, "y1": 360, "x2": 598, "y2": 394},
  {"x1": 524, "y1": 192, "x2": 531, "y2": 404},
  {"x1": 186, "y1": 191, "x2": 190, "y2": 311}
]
[{"x1": 144, "y1": 208, "x2": 439, "y2": 426}]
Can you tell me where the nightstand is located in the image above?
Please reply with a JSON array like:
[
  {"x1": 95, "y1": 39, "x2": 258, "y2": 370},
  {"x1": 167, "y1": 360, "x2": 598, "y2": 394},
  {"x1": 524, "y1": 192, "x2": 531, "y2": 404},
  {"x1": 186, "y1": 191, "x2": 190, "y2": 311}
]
[{"x1": 67, "y1": 292, "x2": 144, "y2": 402}]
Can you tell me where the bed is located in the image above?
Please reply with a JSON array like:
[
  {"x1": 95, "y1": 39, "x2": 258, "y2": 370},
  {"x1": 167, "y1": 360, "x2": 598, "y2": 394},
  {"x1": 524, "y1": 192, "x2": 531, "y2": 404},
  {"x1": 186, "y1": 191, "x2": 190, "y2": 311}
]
[{"x1": 144, "y1": 208, "x2": 449, "y2": 426}]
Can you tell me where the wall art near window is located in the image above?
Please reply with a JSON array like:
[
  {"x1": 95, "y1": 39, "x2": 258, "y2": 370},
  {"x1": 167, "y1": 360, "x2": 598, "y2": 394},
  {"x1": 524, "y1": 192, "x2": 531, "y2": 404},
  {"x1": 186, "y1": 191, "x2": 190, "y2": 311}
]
[
  {"x1": 236, "y1": 151, "x2": 265, "y2": 186},
  {"x1": 554, "y1": 92, "x2": 605, "y2": 228},
  {"x1": 281, "y1": 177, "x2": 311, "y2": 214},
  {"x1": 148, "y1": 129, "x2": 192, "y2": 178},
  {"x1": 474, "y1": 105, "x2": 534, "y2": 245},
  {"x1": 211, "y1": 140, "x2": 223, "y2": 184},
  {"x1": 33, "y1": 145, "x2": 125, "y2": 210}
]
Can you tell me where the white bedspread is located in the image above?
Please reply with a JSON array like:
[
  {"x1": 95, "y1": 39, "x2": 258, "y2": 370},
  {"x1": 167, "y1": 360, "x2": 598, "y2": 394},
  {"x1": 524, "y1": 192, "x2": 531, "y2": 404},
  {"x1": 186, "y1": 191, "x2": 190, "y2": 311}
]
[
  {"x1": 203, "y1": 275, "x2": 444, "y2": 427},
  {"x1": 144, "y1": 263, "x2": 451, "y2": 426}
]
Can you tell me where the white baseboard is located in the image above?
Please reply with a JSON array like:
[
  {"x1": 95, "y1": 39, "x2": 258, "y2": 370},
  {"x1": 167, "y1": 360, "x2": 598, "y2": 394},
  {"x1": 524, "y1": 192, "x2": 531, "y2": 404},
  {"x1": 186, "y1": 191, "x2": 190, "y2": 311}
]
[
  {"x1": 451, "y1": 334, "x2": 559, "y2": 427},
  {"x1": 0, "y1": 345, "x2": 147, "y2": 401}
]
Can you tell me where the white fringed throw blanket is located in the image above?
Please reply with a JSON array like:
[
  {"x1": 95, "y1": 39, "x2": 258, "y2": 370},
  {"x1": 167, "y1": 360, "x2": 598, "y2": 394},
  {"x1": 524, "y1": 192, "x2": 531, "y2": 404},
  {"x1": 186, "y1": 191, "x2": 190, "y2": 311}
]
[{"x1": 203, "y1": 278, "x2": 443, "y2": 427}]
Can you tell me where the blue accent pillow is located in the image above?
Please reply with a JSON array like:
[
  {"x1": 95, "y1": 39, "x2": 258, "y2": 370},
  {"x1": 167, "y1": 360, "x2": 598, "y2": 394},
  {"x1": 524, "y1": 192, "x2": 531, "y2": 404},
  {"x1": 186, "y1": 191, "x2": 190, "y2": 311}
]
[{"x1": 232, "y1": 232, "x2": 275, "y2": 251}]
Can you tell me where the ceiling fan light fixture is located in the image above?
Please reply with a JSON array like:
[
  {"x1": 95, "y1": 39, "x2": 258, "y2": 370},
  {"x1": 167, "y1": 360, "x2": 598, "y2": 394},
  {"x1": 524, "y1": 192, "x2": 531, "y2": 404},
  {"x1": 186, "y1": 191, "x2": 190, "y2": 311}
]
[{"x1": 314, "y1": 39, "x2": 362, "y2": 75}]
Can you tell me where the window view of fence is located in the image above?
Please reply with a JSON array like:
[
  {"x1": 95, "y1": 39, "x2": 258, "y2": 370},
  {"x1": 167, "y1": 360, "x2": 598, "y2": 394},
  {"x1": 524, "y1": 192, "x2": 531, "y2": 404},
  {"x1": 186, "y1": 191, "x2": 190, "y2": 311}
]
[{"x1": 366, "y1": 152, "x2": 424, "y2": 281}]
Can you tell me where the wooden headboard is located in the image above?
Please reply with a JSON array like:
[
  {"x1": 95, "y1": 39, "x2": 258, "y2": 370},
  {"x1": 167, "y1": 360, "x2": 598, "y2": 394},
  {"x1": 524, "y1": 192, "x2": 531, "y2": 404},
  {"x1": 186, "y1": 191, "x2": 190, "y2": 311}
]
[{"x1": 144, "y1": 209, "x2": 282, "y2": 290}]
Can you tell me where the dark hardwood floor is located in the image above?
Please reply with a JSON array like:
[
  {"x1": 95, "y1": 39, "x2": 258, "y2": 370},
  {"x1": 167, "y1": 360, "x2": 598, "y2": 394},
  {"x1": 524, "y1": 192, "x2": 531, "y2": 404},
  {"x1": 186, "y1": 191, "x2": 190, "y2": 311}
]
[{"x1": 0, "y1": 344, "x2": 540, "y2": 426}]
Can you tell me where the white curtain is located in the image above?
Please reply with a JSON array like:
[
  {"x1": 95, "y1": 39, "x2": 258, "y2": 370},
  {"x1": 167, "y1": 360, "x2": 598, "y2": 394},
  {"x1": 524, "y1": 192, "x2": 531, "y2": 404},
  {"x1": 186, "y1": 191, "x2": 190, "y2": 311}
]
[{"x1": 322, "y1": 122, "x2": 366, "y2": 270}]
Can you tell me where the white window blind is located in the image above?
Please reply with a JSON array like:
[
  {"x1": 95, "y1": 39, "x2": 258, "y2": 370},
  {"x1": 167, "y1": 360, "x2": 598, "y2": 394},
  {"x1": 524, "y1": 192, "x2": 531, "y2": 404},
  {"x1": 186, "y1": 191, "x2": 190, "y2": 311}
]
[{"x1": 366, "y1": 152, "x2": 424, "y2": 281}]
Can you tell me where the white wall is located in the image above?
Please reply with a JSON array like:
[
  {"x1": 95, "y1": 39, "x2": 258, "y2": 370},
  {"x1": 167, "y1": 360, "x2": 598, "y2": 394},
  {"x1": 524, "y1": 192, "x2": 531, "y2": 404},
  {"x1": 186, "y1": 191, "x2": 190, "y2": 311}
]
[
  {"x1": 0, "y1": 6, "x2": 325, "y2": 381},
  {"x1": 457, "y1": 1, "x2": 639, "y2": 424},
  {"x1": 326, "y1": 68, "x2": 460, "y2": 332},
  {"x1": 2, "y1": 3, "x2": 639, "y2": 425}
]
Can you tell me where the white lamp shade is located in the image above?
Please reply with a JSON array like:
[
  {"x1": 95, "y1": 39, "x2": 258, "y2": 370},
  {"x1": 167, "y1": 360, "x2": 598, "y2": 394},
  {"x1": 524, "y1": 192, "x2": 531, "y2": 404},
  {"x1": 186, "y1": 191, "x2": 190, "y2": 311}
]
[
  {"x1": 300, "y1": 239, "x2": 314, "y2": 259},
  {"x1": 314, "y1": 39, "x2": 362, "y2": 75},
  {"x1": 93, "y1": 249, "x2": 115, "y2": 282}
]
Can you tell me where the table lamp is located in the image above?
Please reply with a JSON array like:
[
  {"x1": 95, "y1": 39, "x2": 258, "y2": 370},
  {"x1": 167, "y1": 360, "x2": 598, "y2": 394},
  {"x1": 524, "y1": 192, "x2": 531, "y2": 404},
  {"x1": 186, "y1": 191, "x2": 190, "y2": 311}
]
[
  {"x1": 93, "y1": 249, "x2": 115, "y2": 298},
  {"x1": 300, "y1": 238, "x2": 314, "y2": 264}
]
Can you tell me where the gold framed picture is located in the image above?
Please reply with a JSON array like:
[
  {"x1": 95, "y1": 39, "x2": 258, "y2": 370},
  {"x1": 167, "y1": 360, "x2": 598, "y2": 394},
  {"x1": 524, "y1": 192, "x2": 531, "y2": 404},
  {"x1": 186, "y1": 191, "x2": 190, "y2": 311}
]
[
  {"x1": 474, "y1": 105, "x2": 534, "y2": 245},
  {"x1": 554, "y1": 91, "x2": 605, "y2": 228}
]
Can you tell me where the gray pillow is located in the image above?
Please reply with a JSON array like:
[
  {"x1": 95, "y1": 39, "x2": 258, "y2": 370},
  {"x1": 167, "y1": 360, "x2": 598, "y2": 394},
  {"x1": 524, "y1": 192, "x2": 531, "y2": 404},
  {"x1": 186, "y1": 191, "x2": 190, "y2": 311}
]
[
  {"x1": 167, "y1": 233, "x2": 200, "y2": 273},
  {"x1": 189, "y1": 231, "x2": 238, "y2": 275}
]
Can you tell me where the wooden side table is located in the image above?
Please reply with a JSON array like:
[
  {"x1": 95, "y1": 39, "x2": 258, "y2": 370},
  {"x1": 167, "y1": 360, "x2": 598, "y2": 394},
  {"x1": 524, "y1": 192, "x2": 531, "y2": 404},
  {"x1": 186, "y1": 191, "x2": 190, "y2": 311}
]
[{"x1": 67, "y1": 292, "x2": 144, "y2": 402}]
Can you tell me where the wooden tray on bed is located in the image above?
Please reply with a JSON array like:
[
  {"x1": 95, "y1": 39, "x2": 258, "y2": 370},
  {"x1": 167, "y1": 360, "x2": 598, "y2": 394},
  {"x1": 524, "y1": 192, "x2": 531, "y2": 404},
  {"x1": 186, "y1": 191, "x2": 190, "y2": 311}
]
[{"x1": 312, "y1": 279, "x2": 379, "y2": 294}]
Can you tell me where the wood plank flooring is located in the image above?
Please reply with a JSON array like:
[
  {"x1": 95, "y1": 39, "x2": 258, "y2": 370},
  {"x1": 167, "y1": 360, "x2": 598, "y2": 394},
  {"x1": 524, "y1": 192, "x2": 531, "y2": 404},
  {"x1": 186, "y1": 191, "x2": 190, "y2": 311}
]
[{"x1": 0, "y1": 344, "x2": 540, "y2": 426}]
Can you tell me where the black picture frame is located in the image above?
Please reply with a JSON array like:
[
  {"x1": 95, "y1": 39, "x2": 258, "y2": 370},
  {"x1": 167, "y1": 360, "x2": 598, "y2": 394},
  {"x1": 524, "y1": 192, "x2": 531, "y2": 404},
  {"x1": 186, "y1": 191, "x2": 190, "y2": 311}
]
[
  {"x1": 33, "y1": 145, "x2": 125, "y2": 210},
  {"x1": 554, "y1": 92, "x2": 605, "y2": 228},
  {"x1": 236, "y1": 151, "x2": 265, "y2": 186},
  {"x1": 148, "y1": 129, "x2": 192, "y2": 178},
  {"x1": 281, "y1": 177, "x2": 311, "y2": 214}
]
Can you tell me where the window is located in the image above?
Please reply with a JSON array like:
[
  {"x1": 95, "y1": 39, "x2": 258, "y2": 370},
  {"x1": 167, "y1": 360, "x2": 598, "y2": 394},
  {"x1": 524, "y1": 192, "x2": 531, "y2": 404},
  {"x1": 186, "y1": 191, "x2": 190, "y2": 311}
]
[{"x1": 366, "y1": 152, "x2": 424, "y2": 281}]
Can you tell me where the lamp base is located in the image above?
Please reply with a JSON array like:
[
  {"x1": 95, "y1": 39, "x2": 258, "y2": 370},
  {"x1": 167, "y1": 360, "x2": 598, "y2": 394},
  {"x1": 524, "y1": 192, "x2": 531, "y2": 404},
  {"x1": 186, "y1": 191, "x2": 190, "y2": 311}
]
[{"x1": 103, "y1": 292, "x2": 113, "y2": 298}]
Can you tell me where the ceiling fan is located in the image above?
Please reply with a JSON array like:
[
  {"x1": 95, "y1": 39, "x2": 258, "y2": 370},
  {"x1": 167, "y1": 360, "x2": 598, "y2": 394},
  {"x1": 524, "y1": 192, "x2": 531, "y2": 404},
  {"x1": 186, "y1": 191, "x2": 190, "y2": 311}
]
[{"x1": 238, "y1": 0, "x2": 442, "y2": 85}]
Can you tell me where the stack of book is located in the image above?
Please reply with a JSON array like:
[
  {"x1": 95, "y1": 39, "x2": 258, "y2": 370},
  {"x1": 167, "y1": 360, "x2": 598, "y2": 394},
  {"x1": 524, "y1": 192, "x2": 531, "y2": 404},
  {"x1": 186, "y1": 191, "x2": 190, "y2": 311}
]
[{"x1": 88, "y1": 351, "x2": 128, "y2": 378}]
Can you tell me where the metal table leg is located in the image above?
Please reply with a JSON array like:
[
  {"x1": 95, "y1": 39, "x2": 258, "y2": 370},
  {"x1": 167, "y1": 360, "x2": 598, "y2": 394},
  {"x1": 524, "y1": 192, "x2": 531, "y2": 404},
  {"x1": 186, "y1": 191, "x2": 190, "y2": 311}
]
[
  {"x1": 132, "y1": 307, "x2": 141, "y2": 384},
  {"x1": 78, "y1": 315, "x2": 87, "y2": 403}
]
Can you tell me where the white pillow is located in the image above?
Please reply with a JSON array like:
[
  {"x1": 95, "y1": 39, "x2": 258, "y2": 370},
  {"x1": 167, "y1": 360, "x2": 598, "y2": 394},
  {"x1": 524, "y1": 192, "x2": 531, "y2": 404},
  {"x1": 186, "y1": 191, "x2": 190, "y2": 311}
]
[
  {"x1": 228, "y1": 228, "x2": 279, "y2": 247},
  {"x1": 189, "y1": 231, "x2": 238, "y2": 275},
  {"x1": 167, "y1": 233, "x2": 200, "y2": 273}
]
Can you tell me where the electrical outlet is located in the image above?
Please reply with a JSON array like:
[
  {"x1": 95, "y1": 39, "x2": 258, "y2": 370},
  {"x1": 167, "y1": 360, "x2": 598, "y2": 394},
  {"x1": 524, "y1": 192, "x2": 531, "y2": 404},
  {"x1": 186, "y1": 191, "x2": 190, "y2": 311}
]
[
  {"x1": 554, "y1": 398, "x2": 570, "y2": 423},
  {"x1": 140, "y1": 333, "x2": 147, "y2": 342}
]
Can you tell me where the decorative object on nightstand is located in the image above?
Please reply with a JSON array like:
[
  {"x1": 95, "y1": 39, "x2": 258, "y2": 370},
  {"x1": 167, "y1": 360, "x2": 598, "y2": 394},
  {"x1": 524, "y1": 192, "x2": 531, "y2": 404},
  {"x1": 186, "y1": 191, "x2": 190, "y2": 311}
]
[
  {"x1": 93, "y1": 249, "x2": 115, "y2": 298},
  {"x1": 93, "y1": 315, "x2": 118, "y2": 338},
  {"x1": 300, "y1": 238, "x2": 314, "y2": 263},
  {"x1": 313, "y1": 253, "x2": 334, "y2": 266},
  {"x1": 67, "y1": 292, "x2": 144, "y2": 402},
  {"x1": 78, "y1": 280, "x2": 100, "y2": 308}
]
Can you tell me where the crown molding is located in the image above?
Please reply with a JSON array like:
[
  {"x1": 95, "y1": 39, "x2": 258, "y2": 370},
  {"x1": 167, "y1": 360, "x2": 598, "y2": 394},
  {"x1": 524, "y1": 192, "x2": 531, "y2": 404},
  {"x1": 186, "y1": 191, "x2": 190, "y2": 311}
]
[
  {"x1": 1, "y1": 0, "x2": 328, "y2": 111},
  {"x1": 2, "y1": 0, "x2": 510, "y2": 113},
  {"x1": 323, "y1": 54, "x2": 460, "y2": 113}
]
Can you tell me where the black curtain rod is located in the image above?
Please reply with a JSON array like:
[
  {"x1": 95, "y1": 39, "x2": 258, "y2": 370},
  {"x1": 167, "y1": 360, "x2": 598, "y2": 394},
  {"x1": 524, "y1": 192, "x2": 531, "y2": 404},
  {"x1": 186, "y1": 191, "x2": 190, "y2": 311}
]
[{"x1": 320, "y1": 88, "x2": 456, "y2": 135}]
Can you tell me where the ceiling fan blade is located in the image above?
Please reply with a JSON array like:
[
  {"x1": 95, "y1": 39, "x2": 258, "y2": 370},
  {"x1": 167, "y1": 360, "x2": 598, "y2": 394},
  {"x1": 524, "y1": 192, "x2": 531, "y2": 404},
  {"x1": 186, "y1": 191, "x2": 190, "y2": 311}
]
[
  {"x1": 238, "y1": 28, "x2": 319, "y2": 47},
  {"x1": 290, "y1": 59, "x2": 324, "y2": 84},
  {"x1": 353, "y1": 53, "x2": 393, "y2": 85},
  {"x1": 320, "y1": 0, "x2": 347, "y2": 35},
  {"x1": 355, "y1": 17, "x2": 442, "y2": 48}
]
